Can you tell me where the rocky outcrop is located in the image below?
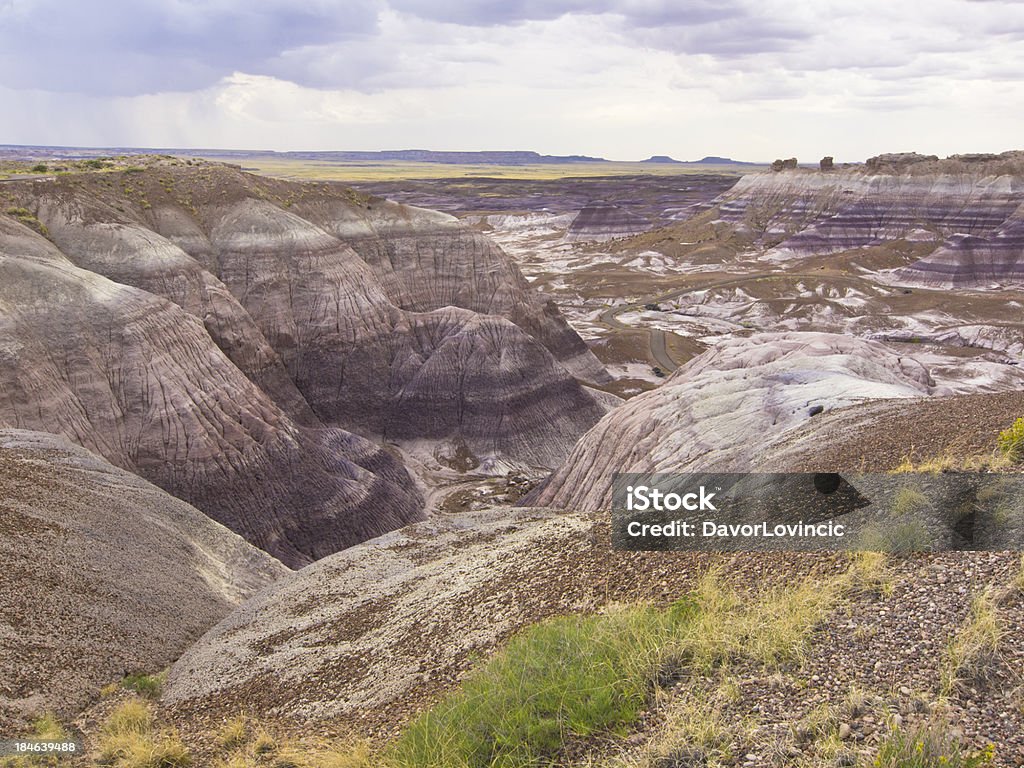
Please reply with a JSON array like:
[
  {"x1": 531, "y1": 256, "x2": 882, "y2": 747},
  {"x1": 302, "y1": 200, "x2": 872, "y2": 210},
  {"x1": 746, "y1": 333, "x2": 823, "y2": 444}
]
[
  {"x1": 529, "y1": 332, "x2": 936, "y2": 511},
  {"x1": 565, "y1": 202, "x2": 652, "y2": 242},
  {"x1": 864, "y1": 152, "x2": 938, "y2": 171},
  {"x1": 0, "y1": 216, "x2": 423, "y2": 567},
  {"x1": 0, "y1": 430, "x2": 288, "y2": 731},
  {"x1": 708, "y1": 157, "x2": 1024, "y2": 285}
]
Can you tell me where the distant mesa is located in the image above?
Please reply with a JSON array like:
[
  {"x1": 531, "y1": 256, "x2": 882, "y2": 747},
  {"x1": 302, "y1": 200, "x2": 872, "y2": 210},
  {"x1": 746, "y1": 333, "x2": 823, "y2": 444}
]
[
  {"x1": 640, "y1": 154, "x2": 758, "y2": 165},
  {"x1": 0, "y1": 145, "x2": 611, "y2": 166},
  {"x1": 312, "y1": 149, "x2": 611, "y2": 164},
  {"x1": 209, "y1": 148, "x2": 609, "y2": 165},
  {"x1": 565, "y1": 201, "x2": 652, "y2": 242},
  {"x1": 288, "y1": 149, "x2": 611, "y2": 164},
  {"x1": 698, "y1": 149, "x2": 1024, "y2": 287},
  {"x1": 1, "y1": 144, "x2": 766, "y2": 168},
  {"x1": 693, "y1": 155, "x2": 759, "y2": 165}
]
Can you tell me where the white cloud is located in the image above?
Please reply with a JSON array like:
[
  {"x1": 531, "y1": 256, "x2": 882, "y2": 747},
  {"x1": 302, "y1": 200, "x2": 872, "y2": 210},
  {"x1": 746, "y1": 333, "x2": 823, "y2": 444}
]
[{"x1": 0, "y1": 0, "x2": 1021, "y2": 160}]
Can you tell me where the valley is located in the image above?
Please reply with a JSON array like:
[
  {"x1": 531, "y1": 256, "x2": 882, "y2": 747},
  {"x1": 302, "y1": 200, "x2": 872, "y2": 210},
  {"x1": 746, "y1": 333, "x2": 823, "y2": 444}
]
[
  {"x1": 1, "y1": 150, "x2": 1023, "y2": 767},
  {"x1": 347, "y1": 156, "x2": 1024, "y2": 403}
]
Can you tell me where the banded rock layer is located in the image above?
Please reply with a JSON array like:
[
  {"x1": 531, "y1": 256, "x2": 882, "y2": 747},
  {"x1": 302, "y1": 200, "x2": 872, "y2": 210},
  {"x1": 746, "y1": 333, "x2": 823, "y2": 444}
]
[
  {"x1": 6, "y1": 165, "x2": 609, "y2": 460},
  {"x1": 707, "y1": 154, "x2": 1024, "y2": 286},
  {"x1": 0, "y1": 164, "x2": 612, "y2": 563},
  {"x1": 529, "y1": 332, "x2": 936, "y2": 511},
  {"x1": 565, "y1": 202, "x2": 653, "y2": 242},
  {"x1": 0, "y1": 220, "x2": 422, "y2": 566}
]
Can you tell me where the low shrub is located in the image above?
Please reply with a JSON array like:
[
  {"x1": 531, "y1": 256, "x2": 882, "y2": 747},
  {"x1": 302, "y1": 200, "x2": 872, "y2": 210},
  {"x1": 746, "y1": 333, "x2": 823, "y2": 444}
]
[
  {"x1": 998, "y1": 417, "x2": 1024, "y2": 463},
  {"x1": 120, "y1": 671, "x2": 166, "y2": 699}
]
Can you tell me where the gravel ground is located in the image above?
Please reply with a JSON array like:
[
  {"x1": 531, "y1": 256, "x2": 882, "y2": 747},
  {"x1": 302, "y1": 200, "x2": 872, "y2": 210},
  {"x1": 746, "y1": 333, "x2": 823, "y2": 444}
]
[
  {"x1": 765, "y1": 390, "x2": 1024, "y2": 472},
  {"x1": 143, "y1": 506, "x2": 1024, "y2": 766},
  {"x1": 0, "y1": 431, "x2": 286, "y2": 735}
]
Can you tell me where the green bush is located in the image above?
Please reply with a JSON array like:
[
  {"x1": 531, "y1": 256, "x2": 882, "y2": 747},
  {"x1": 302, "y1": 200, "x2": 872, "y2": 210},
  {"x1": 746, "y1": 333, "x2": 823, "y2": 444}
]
[
  {"x1": 388, "y1": 564, "x2": 868, "y2": 768},
  {"x1": 120, "y1": 671, "x2": 166, "y2": 699},
  {"x1": 998, "y1": 417, "x2": 1024, "y2": 463}
]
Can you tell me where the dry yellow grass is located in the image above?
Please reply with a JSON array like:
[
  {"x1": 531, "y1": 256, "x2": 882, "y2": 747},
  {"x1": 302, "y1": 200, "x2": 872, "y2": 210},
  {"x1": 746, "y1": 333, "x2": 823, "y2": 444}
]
[
  {"x1": 203, "y1": 718, "x2": 377, "y2": 768},
  {"x1": 940, "y1": 587, "x2": 1004, "y2": 696},
  {"x1": 674, "y1": 552, "x2": 888, "y2": 671},
  {"x1": 95, "y1": 698, "x2": 191, "y2": 767},
  {"x1": 891, "y1": 448, "x2": 1013, "y2": 474}
]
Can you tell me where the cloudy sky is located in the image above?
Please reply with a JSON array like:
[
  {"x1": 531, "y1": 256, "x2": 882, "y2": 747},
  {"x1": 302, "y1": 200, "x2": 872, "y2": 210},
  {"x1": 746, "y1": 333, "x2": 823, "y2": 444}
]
[{"x1": 1, "y1": 0, "x2": 1021, "y2": 161}]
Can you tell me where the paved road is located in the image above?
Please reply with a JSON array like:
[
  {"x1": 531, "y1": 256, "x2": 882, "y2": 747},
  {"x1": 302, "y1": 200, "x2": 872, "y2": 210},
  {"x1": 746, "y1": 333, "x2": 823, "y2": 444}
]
[{"x1": 648, "y1": 330, "x2": 676, "y2": 372}]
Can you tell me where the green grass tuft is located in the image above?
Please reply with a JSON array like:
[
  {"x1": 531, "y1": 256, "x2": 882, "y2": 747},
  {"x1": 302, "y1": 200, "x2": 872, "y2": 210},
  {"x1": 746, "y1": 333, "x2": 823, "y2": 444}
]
[
  {"x1": 120, "y1": 670, "x2": 167, "y2": 699},
  {"x1": 390, "y1": 604, "x2": 691, "y2": 767},
  {"x1": 389, "y1": 562, "x2": 864, "y2": 767}
]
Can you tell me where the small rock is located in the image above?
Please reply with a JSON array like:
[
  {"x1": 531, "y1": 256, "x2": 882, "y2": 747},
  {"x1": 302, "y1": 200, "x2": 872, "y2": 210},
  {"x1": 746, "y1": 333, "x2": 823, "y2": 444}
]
[{"x1": 839, "y1": 722, "x2": 852, "y2": 740}]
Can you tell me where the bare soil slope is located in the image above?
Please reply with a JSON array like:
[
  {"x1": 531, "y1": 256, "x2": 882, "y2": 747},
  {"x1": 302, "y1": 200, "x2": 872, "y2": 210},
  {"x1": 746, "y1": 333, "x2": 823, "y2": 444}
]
[
  {"x1": 162, "y1": 505, "x2": 1024, "y2": 763},
  {"x1": 0, "y1": 430, "x2": 287, "y2": 733}
]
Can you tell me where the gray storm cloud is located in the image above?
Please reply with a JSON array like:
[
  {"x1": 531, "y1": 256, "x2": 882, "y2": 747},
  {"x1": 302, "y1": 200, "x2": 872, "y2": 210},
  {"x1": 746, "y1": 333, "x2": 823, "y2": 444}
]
[
  {"x1": 0, "y1": 0, "x2": 379, "y2": 95},
  {"x1": 0, "y1": 0, "x2": 819, "y2": 96},
  {"x1": 0, "y1": 0, "x2": 1022, "y2": 160}
]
